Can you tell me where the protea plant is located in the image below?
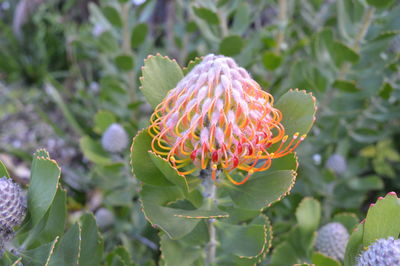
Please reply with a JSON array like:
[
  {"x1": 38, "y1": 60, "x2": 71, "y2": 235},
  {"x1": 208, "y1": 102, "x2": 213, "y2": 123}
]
[
  {"x1": 131, "y1": 53, "x2": 317, "y2": 264},
  {"x1": 148, "y1": 54, "x2": 306, "y2": 185}
]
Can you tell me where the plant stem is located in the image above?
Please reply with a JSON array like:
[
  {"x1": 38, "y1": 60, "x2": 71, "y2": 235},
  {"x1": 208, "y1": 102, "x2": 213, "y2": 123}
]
[
  {"x1": 218, "y1": 12, "x2": 229, "y2": 37},
  {"x1": 338, "y1": 7, "x2": 375, "y2": 79},
  {"x1": 275, "y1": 0, "x2": 287, "y2": 55},
  {"x1": 121, "y1": 2, "x2": 136, "y2": 106},
  {"x1": 353, "y1": 7, "x2": 375, "y2": 52},
  {"x1": 205, "y1": 181, "x2": 217, "y2": 266}
]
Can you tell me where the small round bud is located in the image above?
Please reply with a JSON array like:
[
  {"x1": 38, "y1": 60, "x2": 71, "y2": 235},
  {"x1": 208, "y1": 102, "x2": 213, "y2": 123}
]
[
  {"x1": 313, "y1": 153, "x2": 322, "y2": 165},
  {"x1": 0, "y1": 177, "x2": 26, "y2": 231},
  {"x1": 95, "y1": 208, "x2": 115, "y2": 230},
  {"x1": 356, "y1": 237, "x2": 400, "y2": 266},
  {"x1": 101, "y1": 123, "x2": 129, "y2": 153},
  {"x1": 132, "y1": 0, "x2": 146, "y2": 6},
  {"x1": 326, "y1": 154, "x2": 347, "y2": 175},
  {"x1": 315, "y1": 222, "x2": 349, "y2": 261}
]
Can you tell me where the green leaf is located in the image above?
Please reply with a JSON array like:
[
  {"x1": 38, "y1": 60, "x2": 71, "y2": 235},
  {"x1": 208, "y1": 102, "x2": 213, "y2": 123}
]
[
  {"x1": 344, "y1": 223, "x2": 364, "y2": 266},
  {"x1": 21, "y1": 188, "x2": 66, "y2": 249},
  {"x1": 219, "y1": 35, "x2": 244, "y2": 56},
  {"x1": 231, "y1": 2, "x2": 251, "y2": 35},
  {"x1": 296, "y1": 197, "x2": 321, "y2": 233},
  {"x1": 130, "y1": 130, "x2": 172, "y2": 186},
  {"x1": 332, "y1": 213, "x2": 359, "y2": 232},
  {"x1": 79, "y1": 136, "x2": 115, "y2": 166},
  {"x1": 220, "y1": 205, "x2": 260, "y2": 224},
  {"x1": 363, "y1": 193, "x2": 400, "y2": 247},
  {"x1": 270, "y1": 242, "x2": 299, "y2": 266},
  {"x1": 183, "y1": 57, "x2": 203, "y2": 75},
  {"x1": 366, "y1": 0, "x2": 394, "y2": 8},
  {"x1": 347, "y1": 175, "x2": 384, "y2": 191},
  {"x1": 332, "y1": 42, "x2": 359, "y2": 67},
  {"x1": 228, "y1": 170, "x2": 296, "y2": 211},
  {"x1": 379, "y1": 82, "x2": 393, "y2": 100},
  {"x1": 115, "y1": 54, "x2": 134, "y2": 71},
  {"x1": 160, "y1": 234, "x2": 203, "y2": 266},
  {"x1": 192, "y1": 6, "x2": 219, "y2": 24},
  {"x1": 20, "y1": 237, "x2": 59, "y2": 266},
  {"x1": 105, "y1": 246, "x2": 135, "y2": 266},
  {"x1": 215, "y1": 221, "x2": 267, "y2": 258},
  {"x1": 79, "y1": 214, "x2": 104, "y2": 266},
  {"x1": 336, "y1": 0, "x2": 364, "y2": 41},
  {"x1": 103, "y1": 6, "x2": 122, "y2": 27},
  {"x1": 28, "y1": 153, "x2": 61, "y2": 226},
  {"x1": 93, "y1": 110, "x2": 116, "y2": 134},
  {"x1": 139, "y1": 54, "x2": 184, "y2": 108},
  {"x1": 0, "y1": 159, "x2": 10, "y2": 178},
  {"x1": 262, "y1": 51, "x2": 282, "y2": 70},
  {"x1": 312, "y1": 252, "x2": 341, "y2": 266},
  {"x1": 275, "y1": 89, "x2": 317, "y2": 138},
  {"x1": 333, "y1": 80, "x2": 359, "y2": 93},
  {"x1": 131, "y1": 23, "x2": 148, "y2": 48},
  {"x1": 148, "y1": 152, "x2": 189, "y2": 193},
  {"x1": 268, "y1": 153, "x2": 299, "y2": 172},
  {"x1": 140, "y1": 184, "x2": 199, "y2": 239},
  {"x1": 0, "y1": 252, "x2": 20, "y2": 266},
  {"x1": 48, "y1": 224, "x2": 81, "y2": 266}
]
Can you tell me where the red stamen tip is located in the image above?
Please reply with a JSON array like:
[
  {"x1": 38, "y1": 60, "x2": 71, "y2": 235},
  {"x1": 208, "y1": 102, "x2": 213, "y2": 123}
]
[
  {"x1": 212, "y1": 150, "x2": 219, "y2": 162},
  {"x1": 233, "y1": 156, "x2": 239, "y2": 168},
  {"x1": 388, "y1": 191, "x2": 397, "y2": 196},
  {"x1": 190, "y1": 150, "x2": 197, "y2": 161},
  {"x1": 237, "y1": 143, "x2": 243, "y2": 154}
]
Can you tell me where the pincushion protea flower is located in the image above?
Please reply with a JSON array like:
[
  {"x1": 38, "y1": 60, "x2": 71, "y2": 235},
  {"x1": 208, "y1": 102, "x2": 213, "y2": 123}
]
[{"x1": 148, "y1": 54, "x2": 306, "y2": 185}]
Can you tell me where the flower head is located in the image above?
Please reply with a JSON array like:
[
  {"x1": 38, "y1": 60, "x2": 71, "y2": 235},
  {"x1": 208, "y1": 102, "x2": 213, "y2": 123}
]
[
  {"x1": 315, "y1": 222, "x2": 349, "y2": 261},
  {"x1": 102, "y1": 123, "x2": 129, "y2": 153},
  {"x1": 356, "y1": 237, "x2": 400, "y2": 266},
  {"x1": 148, "y1": 54, "x2": 305, "y2": 185},
  {"x1": 0, "y1": 177, "x2": 26, "y2": 231}
]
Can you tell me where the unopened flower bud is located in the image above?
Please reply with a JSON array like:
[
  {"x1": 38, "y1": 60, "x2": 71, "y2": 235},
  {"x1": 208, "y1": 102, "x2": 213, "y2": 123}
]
[
  {"x1": 326, "y1": 154, "x2": 347, "y2": 175},
  {"x1": 356, "y1": 237, "x2": 400, "y2": 266},
  {"x1": 95, "y1": 208, "x2": 115, "y2": 230},
  {"x1": 315, "y1": 222, "x2": 349, "y2": 261},
  {"x1": 0, "y1": 177, "x2": 26, "y2": 231},
  {"x1": 101, "y1": 123, "x2": 129, "y2": 153}
]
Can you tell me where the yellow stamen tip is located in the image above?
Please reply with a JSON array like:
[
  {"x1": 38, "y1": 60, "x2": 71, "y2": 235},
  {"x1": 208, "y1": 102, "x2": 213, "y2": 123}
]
[
  {"x1": 249, "y1": 169, "x2": 254, "y2": 175},
  {"x1": 170, "y1": 156, "x2": 176, "y2": 162}
]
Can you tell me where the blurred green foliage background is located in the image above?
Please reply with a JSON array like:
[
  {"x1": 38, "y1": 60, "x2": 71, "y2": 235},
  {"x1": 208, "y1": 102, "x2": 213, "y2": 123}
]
[{"x1": 0, "y1": 0, "x2": 400, "y2": 264}]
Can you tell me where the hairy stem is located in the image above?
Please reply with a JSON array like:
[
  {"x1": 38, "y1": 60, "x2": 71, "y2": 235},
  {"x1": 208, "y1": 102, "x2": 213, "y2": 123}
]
[
  {"x1": 205, "y1": 181, "x2": 217, "y2": 266},
  {"x1": 275, "y1": 0, "x2": 287, "y2": 55}
]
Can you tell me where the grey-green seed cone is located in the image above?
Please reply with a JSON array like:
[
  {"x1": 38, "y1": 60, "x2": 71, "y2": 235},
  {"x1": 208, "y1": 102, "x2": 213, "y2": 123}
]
[
  {"x1": 315, "y1": 222, "x2": 349, "y2": 261},
  {"x1": 356, "y1": 237, "x2": 400, "y2": 266},
  {"x1": 0, "y1": 177, "x2": 26, "y2": 231},
  {"x1": 101, "y1": 123, "x2": 129, "y2": 153}
]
